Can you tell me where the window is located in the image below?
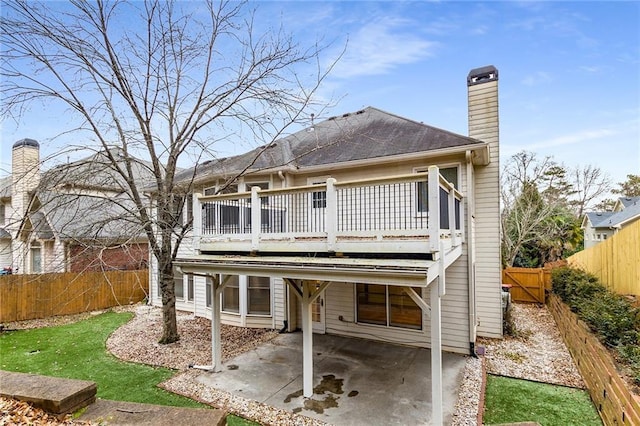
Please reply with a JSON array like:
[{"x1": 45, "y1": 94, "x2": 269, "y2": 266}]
[
  {"x1": 247, "y1": 182, "x2": 269, "y2": 205},
  {"x1": 174, "y1": 268, "x2": 184, "y2": 299},
  {"x1": 206, "y1": 277, "x2": 212, "y2": 308},
  {"x1": 186, "y1": 274, "x2": 194, "y2": 302},
  {"x1": 222, "y1": 275, "x2": 240, "y2": 313},
  {"x1": 312, "y1": 190, "x2": 326, "y2": 209},
  {"x1": 416, "y1": 167, "x2": 458, "y2": 213},
  {"x1": 0, "y1": 204, "x2": 4, "y2": 226},
  {"x1": 30, "y1": 242, "x2": 42, "y2": 273},
  {"x1": 248, "y1": 276, "x2": 271, "y2": 315},
  {"x1": 356, "y1": 284, "x2": 422, "y2": 330}
]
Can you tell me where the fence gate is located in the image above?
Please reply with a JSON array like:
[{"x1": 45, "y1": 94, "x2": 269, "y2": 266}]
[{"x1": 502, "y1": 267, "x2": 551, "y2": 304}]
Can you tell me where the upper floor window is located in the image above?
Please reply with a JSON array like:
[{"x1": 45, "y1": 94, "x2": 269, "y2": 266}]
[
  {"x1": 416, "y1": 166, "x2": 458, "y2": 213},
  {"x1": 0, "y1": 204, "x2": 5, "y2": 226}
]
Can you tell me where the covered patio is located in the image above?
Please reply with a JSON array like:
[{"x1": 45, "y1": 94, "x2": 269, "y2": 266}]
[{"x1": 194, "y1": 332, "x2": 468, "y2": 425}]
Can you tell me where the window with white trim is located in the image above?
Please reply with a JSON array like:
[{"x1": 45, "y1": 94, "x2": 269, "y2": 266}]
[{"x1": 356, "y1": 284, "x2": 422, "y2": 330}]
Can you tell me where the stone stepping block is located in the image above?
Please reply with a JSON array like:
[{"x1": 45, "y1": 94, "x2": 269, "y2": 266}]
[{"x1": 0, "y1": 370, "x2": 97, "y2": 414}]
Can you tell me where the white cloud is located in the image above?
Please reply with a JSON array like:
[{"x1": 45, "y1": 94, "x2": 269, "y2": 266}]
[{"x1": 331, "y1": 18, "x2": 438, "y2": 79}]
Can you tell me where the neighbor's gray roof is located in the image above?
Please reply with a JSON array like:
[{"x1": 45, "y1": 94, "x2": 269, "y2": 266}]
[
  {"x1": 43, "y1": 147, "x2": 156, "y2": 191},
  {"x1": 587, "y1": 196, "x2": 640, "y2": 229},
  {"x1": 0, "y1": 176, "x2": 11, "y2": 199},
  {"x1": 36, "y1": 190, "x2": 145, "y2": 241},
  {"x1": 176, "y1": 106, "x2": 484, "y2": 184},
  {"x1": 0, "y1": 228, "x2": 10, "y2": 239},
  {"x1": 618, "y1": 196, "x2": 640, "y2": 209}
]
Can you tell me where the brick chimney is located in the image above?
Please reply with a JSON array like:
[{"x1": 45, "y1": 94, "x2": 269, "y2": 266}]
[
  {"x1": 11, "y1": 138, "x2": 40, "y2": 231},
  {"x1": 467, "y1": 66, "x2": 502, "y2": 338}
]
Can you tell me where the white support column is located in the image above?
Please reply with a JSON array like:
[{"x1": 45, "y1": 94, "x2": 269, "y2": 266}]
[
  {"x1": 430, "y1": 242, "x2": 447, "y2": 425},
  {"x1": 325, "y1": 178, "x2": 337, "y2": 252},
  {"x1": 428, "y1": 166, "x2": 440, "y2": 253},
  {"x1": 251, "y1": 186, "x2": 261, "y2": 251},
  {"x1": 211, "y1": 274, "x2": 232, "y2": 373},
  {"x1": 301, "y1": 281, "x2": 314, "y2": 398},
  {"x1": 193, "y1": 192, "x2": 202, "y2": 251},
  {"x1": 211, "y1": 275, "x2": 222, "y2": 373},
  {"x1": 430, "y1": 274, "x2": 443, "y2": 426}
]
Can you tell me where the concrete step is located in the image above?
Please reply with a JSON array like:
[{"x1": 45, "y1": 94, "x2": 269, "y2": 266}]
[
  {"x1": 77, "y1": 398, "x2": 226, "y2": 425},
  {"x1": 0, "y1": 370, "x2": 97, "y2": 415}
]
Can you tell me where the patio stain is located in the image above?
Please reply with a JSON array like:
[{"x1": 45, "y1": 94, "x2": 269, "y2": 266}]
[{"x1": 284, "y1": 375, "x2": 354, "y2": 414}]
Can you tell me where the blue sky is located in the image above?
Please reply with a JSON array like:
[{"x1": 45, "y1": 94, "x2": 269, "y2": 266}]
[{"x1": 1, "y1": 1, "x2": 639, "y2": 189}]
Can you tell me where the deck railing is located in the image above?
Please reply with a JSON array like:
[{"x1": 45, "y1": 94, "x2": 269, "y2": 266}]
[{"x1": 193, "y1": 166, "x2": 463, "y2": 254}]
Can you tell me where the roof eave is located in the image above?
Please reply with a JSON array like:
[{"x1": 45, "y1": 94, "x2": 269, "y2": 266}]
[{"x1": 290, "y1": 142, "x2": 490, "y2": 174}]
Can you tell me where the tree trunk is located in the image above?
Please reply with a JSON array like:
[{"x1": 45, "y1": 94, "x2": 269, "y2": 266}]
[{"x1": 158, "y1": 254, "x2": 179, "y2": 344}]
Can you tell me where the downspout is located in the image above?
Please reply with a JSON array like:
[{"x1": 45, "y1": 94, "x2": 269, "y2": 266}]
[
  {"x1": 278, "y1": 170, "x2": 290, "y2": 333},
  {"x1": 466, "y1": 150, "x2": 477, "y2": 357}
]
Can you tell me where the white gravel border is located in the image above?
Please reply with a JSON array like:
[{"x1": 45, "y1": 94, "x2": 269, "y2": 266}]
[{"x1": 3, "y1": 301, "x2": 585, "y2": 425}]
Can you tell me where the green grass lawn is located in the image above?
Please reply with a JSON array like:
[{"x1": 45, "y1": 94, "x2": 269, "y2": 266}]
[
  {"x1": 0, "y1": 311, "x2": 203, "y2": 408},
  {"x1": 483, "y1": 375, "x2": 602, "y2": 426}
]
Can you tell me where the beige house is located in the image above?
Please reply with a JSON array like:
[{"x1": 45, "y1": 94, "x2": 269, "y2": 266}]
[
  {"x1": 0, "y1": 141, "x2": 151, "y2": 274},
  {"x1": 149, "y1": 65, "x2": 502, "y2": 423}
]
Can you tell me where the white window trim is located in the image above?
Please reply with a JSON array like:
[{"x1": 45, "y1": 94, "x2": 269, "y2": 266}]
[
  {"x1": 353, "y1": 284, "x2": 424, "y2": 331},
  {"x1": 220, "y1": 274, "x2": 274, "y2": 319}
]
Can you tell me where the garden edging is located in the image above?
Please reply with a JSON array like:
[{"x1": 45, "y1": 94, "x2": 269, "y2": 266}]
[{"x1": 548, "y1": 294, "x2": 640, "y2": 425}]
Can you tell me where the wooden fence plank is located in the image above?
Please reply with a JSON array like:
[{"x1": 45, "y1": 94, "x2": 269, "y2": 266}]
[
  {"x1": 569, "y1": 220, "x2": 640, "y2": 296},
  {"x1": 0, "y1": 270, "x2": 148, "y2": 323}
]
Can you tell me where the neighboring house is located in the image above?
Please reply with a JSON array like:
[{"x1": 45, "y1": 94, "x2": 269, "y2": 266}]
[
  {"x1": 0, "y1": 140, "x2": 152, "y2": 274},
  {"x1": 148, "y1": 65, "x2": 502, "y2": 421},
  {"x1": 582, "y1": 196, "x2": 640, "y2": 249}
]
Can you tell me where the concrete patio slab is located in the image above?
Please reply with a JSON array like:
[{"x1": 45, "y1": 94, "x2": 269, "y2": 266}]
[{"x1": 196, "y1": 333, "x2": 468, "y2": 425}]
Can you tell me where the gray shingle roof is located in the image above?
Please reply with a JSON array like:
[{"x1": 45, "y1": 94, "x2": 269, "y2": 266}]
[
  {"x1": 587, "y1": 197, "x2": 640, "y2": 229},
  {"x1": 177, "y1": 106, "x2": 484, "y2": 184},
  {"x1": 0, "y1": 176, "x2": 11, "y2": 199}
]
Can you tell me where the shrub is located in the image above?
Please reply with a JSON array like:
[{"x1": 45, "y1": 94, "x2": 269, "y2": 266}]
[
  {"x1": 551, "y1": 266, "x2": 640, "y2": 381},
  {"x1": 618, "y1": 344, "x2": 640, "y2": 386}
]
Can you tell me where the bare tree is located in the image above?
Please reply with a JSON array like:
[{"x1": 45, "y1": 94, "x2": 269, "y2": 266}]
[
  {"x1": 569, "y1": 164, "x2": 611, "y2": 217},
  {"x1": 1, "y1": 0, "x2": 339, "y2": 343}
]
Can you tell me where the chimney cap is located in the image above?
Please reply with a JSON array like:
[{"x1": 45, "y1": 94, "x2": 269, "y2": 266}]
[
  {"x1": 13, "y1": 138, "x2": 39, "y2": 149},
  {"x1": 468, "y1": 65, "x2": 498, "y2": 86}
]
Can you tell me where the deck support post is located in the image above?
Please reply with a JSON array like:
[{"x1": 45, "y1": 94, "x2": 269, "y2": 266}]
[
  {"x1": 301, "y1": 281, "x2": 314, "y2": 398},
  {"x1": 211, "y1": 275, "x2": 232, "y2": 373},
  {"x1": 430, "y1": 243, "x2": 446, "y2": 426}
]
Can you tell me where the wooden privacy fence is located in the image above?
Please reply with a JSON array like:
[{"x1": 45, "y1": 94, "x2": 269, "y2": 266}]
[
  {"x1": 0, "y1": 270, "x2": 148, "y2": 323},
  {"x1": 548, "y1": 295, "x2": 640, "y2": 425},
  {"x1": 568, "y1": 220, "x2": 640, "y2": 296},
  {"x1": 502, "y1": 267, "x2": 551, "y2": 303}
]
